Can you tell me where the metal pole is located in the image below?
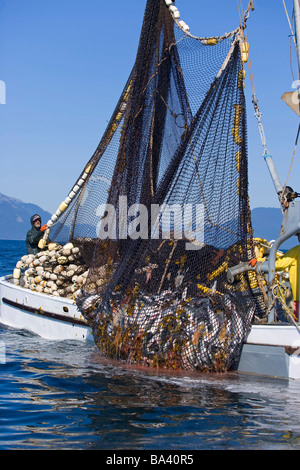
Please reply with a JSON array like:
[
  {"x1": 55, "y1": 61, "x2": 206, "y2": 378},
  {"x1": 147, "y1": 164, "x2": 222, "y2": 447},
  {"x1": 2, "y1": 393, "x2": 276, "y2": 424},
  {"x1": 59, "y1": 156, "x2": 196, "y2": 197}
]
[{"x1": 264, "y1": 154, "x2": 283, "y2": 196}]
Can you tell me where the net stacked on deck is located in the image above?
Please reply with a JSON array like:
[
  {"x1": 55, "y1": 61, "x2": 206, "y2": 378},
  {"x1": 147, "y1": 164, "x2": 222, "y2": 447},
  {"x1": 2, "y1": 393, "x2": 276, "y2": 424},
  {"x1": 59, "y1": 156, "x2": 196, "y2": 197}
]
[{"x1": 49, "y1": 0, "x2": 259, "y2": 371}]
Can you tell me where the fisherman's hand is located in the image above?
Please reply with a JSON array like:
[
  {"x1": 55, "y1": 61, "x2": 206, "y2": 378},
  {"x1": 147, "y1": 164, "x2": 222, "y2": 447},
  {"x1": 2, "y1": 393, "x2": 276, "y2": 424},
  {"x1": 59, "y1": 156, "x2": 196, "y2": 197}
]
[
  {"x1": 41, "y1": 225, "x2": 47, "y2": 232},
  {"x1": 249, "y1": 258, "x2": 257, "y2": 267}
]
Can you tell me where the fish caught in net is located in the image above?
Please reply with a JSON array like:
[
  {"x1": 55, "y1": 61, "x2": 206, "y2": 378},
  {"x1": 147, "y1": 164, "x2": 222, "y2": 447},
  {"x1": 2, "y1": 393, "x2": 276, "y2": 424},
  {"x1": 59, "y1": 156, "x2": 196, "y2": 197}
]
[{"x1": 48, "y1": 0, "x2": 262, "y2": 371}]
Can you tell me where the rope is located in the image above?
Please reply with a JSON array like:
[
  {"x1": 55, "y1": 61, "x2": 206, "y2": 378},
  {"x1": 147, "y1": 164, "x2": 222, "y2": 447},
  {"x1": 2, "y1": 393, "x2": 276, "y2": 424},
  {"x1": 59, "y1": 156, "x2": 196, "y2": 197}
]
[
  {"x1": 168, "y1": 0, "x2": 254, "y2": 43},
  {"x1": 239, "y1": 0, "x2": 298, "y2": 198},
  {"x1": 278, "y1": 1, "x2": 300, "y2": 206},
  {"x1": 236, "y1": 0, "x2": 243, "y2": 28},
  {"x1": 273, "y1": 280, "x2": 300, "y2": 333},
  {"x1": 235, "y1": 2, "x2": 270, "y2": 157},
  {"x1": 282, "y1": 0, "x2": 298, "y2": 82},
  {"x1": 282, "y1": 0, "x2": 297, "y2": 49},
  {"x1": 281, "y1": 123, "x2": 300, "y2": 205}
]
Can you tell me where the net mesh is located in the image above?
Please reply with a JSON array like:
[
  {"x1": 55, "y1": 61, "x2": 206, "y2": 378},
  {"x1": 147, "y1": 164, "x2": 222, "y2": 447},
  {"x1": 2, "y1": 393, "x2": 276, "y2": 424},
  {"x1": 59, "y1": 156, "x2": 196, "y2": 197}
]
[{"x1": 49, "y1": 0, "x2": 261, "y2": 371}]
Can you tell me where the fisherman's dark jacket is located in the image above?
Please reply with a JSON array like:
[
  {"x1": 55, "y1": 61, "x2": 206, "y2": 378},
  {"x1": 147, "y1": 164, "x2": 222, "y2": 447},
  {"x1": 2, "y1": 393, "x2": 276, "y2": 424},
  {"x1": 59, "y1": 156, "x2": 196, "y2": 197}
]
[{"x1": 26, "y1": 216, "x2": 43, "y2": 255}]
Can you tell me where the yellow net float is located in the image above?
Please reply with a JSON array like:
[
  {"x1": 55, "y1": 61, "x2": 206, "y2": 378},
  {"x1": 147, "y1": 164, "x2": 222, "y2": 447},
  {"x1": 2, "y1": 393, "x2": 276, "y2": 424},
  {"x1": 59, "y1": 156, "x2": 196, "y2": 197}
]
[
  {"x1": 205, "y1": 38, "x2": 218, "y2": 46},
  {"x1": 238, "y1": 69, "x2": 246, "y2": 89},
  {"x1": 235, "y1": 151, "x2": 242, "y2": 172},
  {"x1": 234, "y1": 134, "x2": 243, "y2": 146},
  {"x1": 241, "y1": 42, "x2": 249, "y2": 63}
]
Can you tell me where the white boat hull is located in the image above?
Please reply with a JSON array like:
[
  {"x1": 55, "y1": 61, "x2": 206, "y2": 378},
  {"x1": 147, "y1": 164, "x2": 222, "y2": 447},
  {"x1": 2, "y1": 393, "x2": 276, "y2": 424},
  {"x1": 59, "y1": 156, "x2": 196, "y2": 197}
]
[
  {"x1": 0, "y1": 275, "x2": 93, "y2": 342},
  {"x1": 1, "y1": 275, "x2": 300, "y2": 378},
  {"x1": 238, "y1": 324, "x2": 300, "y2": 380}
]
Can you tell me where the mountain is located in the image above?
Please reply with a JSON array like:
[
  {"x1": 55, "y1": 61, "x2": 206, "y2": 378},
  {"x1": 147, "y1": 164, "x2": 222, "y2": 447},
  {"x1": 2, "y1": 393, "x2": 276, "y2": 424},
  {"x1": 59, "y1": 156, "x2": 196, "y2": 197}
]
[
  {"x1": 251, "y1": 207, "x2": 295, "y2": 250},
  {"x1": 0, "y1": 193, "x2": 52, "y2": 240},
  {"x1": 0, "y1": 193, "x2": 296, "y2": 250}
]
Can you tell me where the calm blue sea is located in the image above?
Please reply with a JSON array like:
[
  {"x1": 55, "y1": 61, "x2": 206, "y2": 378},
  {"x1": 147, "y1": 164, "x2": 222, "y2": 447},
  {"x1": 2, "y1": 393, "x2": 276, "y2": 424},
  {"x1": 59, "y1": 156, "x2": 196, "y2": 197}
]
[{"x1": 1, "y1": 239, "x2": 300, "y2": 452}]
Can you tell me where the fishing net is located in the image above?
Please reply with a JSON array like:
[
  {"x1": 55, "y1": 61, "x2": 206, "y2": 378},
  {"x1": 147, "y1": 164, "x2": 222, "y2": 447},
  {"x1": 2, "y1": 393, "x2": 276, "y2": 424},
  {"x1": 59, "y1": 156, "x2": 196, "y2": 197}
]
[{"x1": 48, "y1": 0, "x2": 261, "y2": 371}]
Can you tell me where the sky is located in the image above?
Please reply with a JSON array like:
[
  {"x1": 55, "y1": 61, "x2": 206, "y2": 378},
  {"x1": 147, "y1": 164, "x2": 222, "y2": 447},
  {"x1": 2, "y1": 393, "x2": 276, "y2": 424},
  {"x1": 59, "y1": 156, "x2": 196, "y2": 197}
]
[{"x1": 0, "y1": 0, "x2": 299, "y2": 215}]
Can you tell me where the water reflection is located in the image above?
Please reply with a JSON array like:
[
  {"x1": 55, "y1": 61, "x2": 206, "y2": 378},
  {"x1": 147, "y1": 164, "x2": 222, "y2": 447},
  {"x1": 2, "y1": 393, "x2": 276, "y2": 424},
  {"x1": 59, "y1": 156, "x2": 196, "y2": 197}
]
[{"x1": 1, "y1": 325, "x2": 300, "y2": 449}]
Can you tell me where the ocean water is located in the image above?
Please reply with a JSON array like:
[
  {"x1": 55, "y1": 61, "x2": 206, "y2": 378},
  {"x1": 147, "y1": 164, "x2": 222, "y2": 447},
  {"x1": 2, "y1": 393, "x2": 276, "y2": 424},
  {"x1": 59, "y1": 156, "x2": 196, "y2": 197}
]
[{"x1": 1, "y1": 240, "x2": 300, "y2": 452}]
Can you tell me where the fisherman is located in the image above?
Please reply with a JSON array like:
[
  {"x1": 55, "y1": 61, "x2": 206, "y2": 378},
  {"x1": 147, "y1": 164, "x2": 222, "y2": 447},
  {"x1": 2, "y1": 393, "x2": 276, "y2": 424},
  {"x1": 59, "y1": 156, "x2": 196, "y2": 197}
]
[
  {"x1": 250, "y1": 233, "x2": 300, "y2": 321},
  {"x1": 25, "y1": 214, "x2": 47, "y2": 255}
]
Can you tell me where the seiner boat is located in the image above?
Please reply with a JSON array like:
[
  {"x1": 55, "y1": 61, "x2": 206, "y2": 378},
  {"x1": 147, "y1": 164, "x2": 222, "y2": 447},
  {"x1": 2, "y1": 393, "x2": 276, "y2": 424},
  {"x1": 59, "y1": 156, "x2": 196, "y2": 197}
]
[
  {"x1": 0, "y1": 0, "x2": 300, "y2": 379},
  {"x1": 0, "y1": 275, "x2": 92, "y2": 342}
]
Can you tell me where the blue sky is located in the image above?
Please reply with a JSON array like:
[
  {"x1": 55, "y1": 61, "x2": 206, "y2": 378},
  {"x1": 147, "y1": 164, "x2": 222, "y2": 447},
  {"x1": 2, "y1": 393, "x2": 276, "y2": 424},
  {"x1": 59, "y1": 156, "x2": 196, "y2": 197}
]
[{"x1": 0, "y1": 0, "x2": 299, "y2": 215}]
